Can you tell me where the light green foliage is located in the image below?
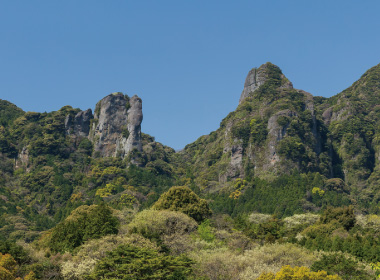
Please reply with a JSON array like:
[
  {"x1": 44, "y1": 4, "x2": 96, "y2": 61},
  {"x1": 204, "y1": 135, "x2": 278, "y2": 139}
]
[
  {"x1": 153, "y1": 186, "x2": 212, "y2": 222},
  {"x1": 95, "y1": 183, "x2": 117, "y2": 197},
  {"x1": 190, "y1": 243, "x2": 318, "y2": 280},
  {"x1": 356, "y1": 214, "x2": 380, "y2": 231},
  {"x1": 118, "y1": 193, "x2": 137, "y2": 208},
  {"x1": 248, "y1": 213, "x2": 272, "y2": 224},
  {"x1": 61, "y1": 234, "x2": 158, "y2": 279},
  {"x1": 312, "y1": 187, "x2": 325, "y2": 196},
  {"x1": 371, "y1": 262, "x2": 380, "y2": 278},
  {"x1": 128, "y1": 209, "x2": 198, "y2": 240},
  {"x1": 283, "y1": 213, "x2": 320, "y2": 229},
  {"x1": 229, "y1": 178, "x2": 247, "y2": 199},
  {"x1": 197, "y1": 219, "x2": 215, "y2": 242}
]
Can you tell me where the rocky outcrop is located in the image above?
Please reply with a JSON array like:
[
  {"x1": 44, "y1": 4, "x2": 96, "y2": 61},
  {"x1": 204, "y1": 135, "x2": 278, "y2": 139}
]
[
  {"x1": 239, "y1": 63, "x2": 293, "y2": 105},
  {"x1": 89, "y1": 92, "x2": 143, "y2": 158},
  {"x1": 65, "y1": 109, "x2": 93, "y2": 137},
  {"x1": 16, "y1": 146, "x2": 30, "y2": 171},
  {"x1": 266, "y1": 109, "x2": 298, "y2": 166},
  {"x1": 222, "y1": 121, "x2": 244, "y2": 181}
]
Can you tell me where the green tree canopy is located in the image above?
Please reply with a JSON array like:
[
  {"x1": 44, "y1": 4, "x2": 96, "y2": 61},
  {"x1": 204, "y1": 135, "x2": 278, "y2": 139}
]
[
  {"x1": 153, "y1": 186, "x2": 211, "y2": 222},
  {"x1": 89, "y1": 244, "x2": 193, "y2": 280}
]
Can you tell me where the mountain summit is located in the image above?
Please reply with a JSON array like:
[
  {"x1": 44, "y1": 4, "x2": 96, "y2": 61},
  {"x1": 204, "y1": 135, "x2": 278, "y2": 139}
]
[{"x1": 239, "y1": 62, "x2": 293, "y2": 105}]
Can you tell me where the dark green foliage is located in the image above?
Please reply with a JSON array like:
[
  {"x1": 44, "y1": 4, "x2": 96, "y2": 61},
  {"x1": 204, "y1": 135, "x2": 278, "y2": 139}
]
[
  {"x1": 320, "y1": 206, "x2": 355, "y2": 231},
  {"x1": 250, "y1": 118, "x2": 268, "y2": 144},
  {"x1": 89, "y1": 244, "x2": 193, "y2": 280},
  {"x1": 277, "y1": 136, "x2": 306, "y2": 162},
  {"x1": 311, "y1": 253, "x2": 372, "y2": 280},
  {"x1": 153, "y1": 186, "x2": 212, "y2": 222},
  {"x1": 47, "y1": 203, "x2": 119, "y2": 253},
  {"x1": 0, "y1": 240, "x2": 30, "y2": 264},
  {"x1": 211, "y1": 172, "x2": 350, "y2": 218},
  {"x1": 231, "y1": 120, "x2": 250, "y2": 147},
  {"x1": 277, "y1": 115, "x2": 290, "y2": 127},
  {"x1": 0, "y1": 99, "x2": 24, "y2": 126},
  {"x1": 121, "y1": 126, "x2": 130, "y2": 139},
  {"x1": 234, "y1": 214, "x2": 285, "y2": 243},
  {"x1": 77, "y1": 138, "x2": 93, "y2": 155},
  {"x1": 146, "y1": 159, "x2": 173, "y2": 176}
]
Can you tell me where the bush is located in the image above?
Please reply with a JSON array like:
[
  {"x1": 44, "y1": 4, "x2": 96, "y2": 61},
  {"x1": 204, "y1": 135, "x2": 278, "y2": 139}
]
[
  {"x1": 61, "y1": 234, "x2": 158, "y2": 279},
  {"x1": 47, "y1": 203, "x2": 119, "y2": 253},
  {"x1": 248, "y1": 213, "x2": 272, "y2": 224},
  {"x1": 283, "y1": 213, "x2": 320, "y2": 229},
  {"x1": 190, "y1": 243, "x2": 318, "y2": 280},
  {"x1": 128, "y1": 210, "x2": 198, "y2": 241},
  {"x1": 152, "y1": 186, "x2": 212, "y2": 223},
  {"x1": 320, "y1": 206, "x2": 356, "y2": 231},
  {"x1": 89, "y1": 244, "x2": 193, "y2": 280}
]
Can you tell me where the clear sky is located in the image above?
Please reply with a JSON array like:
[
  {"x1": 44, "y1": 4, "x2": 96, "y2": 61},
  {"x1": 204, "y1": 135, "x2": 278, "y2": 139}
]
[{"x1": 1, "y1": 1, "x2": 380, "y2": 150}]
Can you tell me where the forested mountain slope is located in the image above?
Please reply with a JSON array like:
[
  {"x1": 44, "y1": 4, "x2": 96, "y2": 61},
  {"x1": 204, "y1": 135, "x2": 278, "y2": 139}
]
[{"x1": 1, "y1": 63, "x2": 380, "y2": 279}]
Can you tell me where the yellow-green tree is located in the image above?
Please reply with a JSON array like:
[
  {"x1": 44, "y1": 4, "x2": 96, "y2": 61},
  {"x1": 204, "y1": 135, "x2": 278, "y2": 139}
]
[
  {"x1": 0, "y1": 253, "x2": 36, "y2": 280},
  {"x1": 153, "y1": 186, "x2": 211, "y2": 222}
]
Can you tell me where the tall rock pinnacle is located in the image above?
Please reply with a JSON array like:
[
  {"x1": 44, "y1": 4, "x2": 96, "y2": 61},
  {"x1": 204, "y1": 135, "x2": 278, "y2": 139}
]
[{"x1": 89, "y1": 92, "x2": 143, "y2": 158}]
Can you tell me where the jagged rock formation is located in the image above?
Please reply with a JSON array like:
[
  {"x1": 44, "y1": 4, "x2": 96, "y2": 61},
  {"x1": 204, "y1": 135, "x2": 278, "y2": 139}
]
[
  {"x1": 180, "y1": 62, "x2": 380, "y2": 199},
  {"x1": 65, "y1": 109, "x2": 93, "y2": 137},
  {"x1": 89, "y1": 92, "x2": 143, "y2": 158},
  {"x1": 239, "y1": 63, "x2": 293, "y2": 104},
  {"x1": 182, "y1": 62, "x2": 328, "y2": 189}
]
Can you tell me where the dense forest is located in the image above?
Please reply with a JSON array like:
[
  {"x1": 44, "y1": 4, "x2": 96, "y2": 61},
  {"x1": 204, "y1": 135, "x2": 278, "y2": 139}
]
[{"x1": 2, "y1": 62, "x2": 380, "y2": 279}]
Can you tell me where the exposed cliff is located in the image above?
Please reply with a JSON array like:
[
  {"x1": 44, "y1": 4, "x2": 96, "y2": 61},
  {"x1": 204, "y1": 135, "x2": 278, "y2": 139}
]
[
  {"x1": 89, "y1": 92, "x2": 143, "y2": 158},
  {"x1": 239, "y1": 63, "x2": 293, "y2": 105},
  {"x1": 65, "y1": 108, "x2": 93, "y2": 138}
]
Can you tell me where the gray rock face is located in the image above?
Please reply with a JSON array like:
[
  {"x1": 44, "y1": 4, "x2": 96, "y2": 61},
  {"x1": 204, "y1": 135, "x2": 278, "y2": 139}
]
[
  {"x1": 16, "y1": 146, "x2": 30, "y2": 170},
  {"x1": 302, "y1": 90, "x2": 322, "y2": 155},
  {"x1": 266, "y1": 109, "x2": 298, "y2": 166},
  {"x1": 89, "y1": 93, "x2": 143, "y2": 158},
  {"x1": 239, "y1": 68, "x2": 267, "y2": 105},
  {"x1": 65, "y1": 109, "x2": 93, "y2": 137},
  {"x1": 239, "y1": 63, "x2": 293, "y2": 105},
  {"x1": 219, "y1": 121, "x2": 245, "y2": 182},
  {"x1": 322, "y1": 102, "x2": 352, "y2": 125}
]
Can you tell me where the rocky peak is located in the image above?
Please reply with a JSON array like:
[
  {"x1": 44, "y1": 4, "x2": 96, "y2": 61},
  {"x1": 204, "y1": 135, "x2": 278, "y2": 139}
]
[
  {"x1": 239, "y1": 62, "x2": 293, "y2": 104},
  {"x1": 65, "y1": 109, "x2": 93, "y2": 137},
  {"x1": 89, "y1": 92, "x2": 143, "y2": 158}
]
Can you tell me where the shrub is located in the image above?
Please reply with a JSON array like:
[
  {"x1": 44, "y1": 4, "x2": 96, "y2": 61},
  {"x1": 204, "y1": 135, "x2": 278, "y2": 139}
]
[
  {"x1": 152, "y1": 186, "x2": 212, "y2": 222},
  {"x1": 128, "y1": 210, "x2": 198, "y2": 240},
  {"x1": 88, "y1": 244, "x2": 193, "y2": 280},
  {"x1": 197, "y1": 219, "x2": 215, "y2": 243},
  {"x1": 320, "y1": 206, "x2": 356, "y2": 231},
  {"x1": 190, "y1": 243, "x2": 318, "y2": 280},
  {"x1": 61, "y1": 234, "x2": 157, "y2": 279},
  {"x1": 47, "y1": 203, "x2": 119, "y2": 253},
  {"x1": 283, "y1": 213, "x2": 320, "y2": 229},
  {"x1": 249, "y1": 213, "x2": 272, "y2": 224}
]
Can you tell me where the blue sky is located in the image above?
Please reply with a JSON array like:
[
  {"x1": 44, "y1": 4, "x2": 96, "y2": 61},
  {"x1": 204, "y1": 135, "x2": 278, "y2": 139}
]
[{"x1": 1, "y1": 1, "x2": 380, "y2": 149}]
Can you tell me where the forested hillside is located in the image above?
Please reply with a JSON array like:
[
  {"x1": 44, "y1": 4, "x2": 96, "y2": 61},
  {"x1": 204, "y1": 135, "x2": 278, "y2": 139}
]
[{"x1": 1, "y1": 63, "x2": 380, "y2": 279}]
